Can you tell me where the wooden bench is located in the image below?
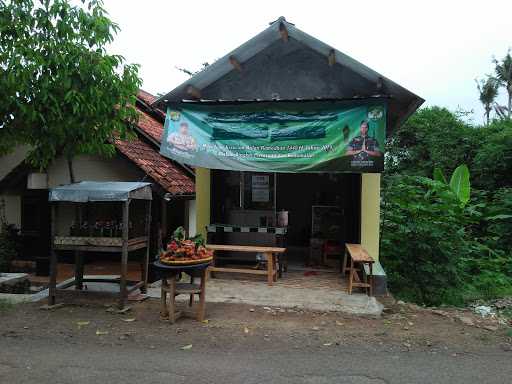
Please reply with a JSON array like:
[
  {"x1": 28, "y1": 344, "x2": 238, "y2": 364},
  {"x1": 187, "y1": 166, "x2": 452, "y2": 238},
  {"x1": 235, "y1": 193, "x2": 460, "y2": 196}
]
[
  {"x1": 342, "y1": 243, "x2": 375, "y2": 296},
  {"x1": 206, "y1": 244, "x2": 286, "y2": 286}
]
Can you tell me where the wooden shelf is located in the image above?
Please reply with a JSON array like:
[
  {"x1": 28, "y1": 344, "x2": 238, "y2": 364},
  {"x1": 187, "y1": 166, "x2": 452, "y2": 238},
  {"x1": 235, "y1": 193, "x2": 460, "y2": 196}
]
[{"x1": 53, "y1": 236, "x2": 148, "y2": 252}]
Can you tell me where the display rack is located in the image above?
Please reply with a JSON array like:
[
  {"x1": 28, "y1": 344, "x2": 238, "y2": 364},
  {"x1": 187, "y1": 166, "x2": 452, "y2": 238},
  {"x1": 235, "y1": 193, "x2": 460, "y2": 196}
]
[{"x1": 48, "y1": 181, "x2": 152, "y2": 308}]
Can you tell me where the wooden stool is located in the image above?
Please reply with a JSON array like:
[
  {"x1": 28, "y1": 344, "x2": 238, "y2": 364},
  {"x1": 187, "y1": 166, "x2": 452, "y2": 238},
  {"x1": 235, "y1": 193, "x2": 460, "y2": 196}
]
[
  {"x1": 153, "y1": 260, "x2": 210, "y2": 324},
  {"x1": 160, "y1": 269, "x2": 207, "y2": 323},
  {"x1": 342, "y1": 243, "x2": 375, "y2": 296}
]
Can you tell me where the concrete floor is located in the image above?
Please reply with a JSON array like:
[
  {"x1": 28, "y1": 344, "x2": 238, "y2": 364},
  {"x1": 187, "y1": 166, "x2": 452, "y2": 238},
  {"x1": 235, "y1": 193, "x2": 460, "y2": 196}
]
[
  {"x1": 20, "y1": 261, "x2": 383, "y2": 316},
  {"x1": 147, "y1": 268, "x2": 383, "y2": 315}
]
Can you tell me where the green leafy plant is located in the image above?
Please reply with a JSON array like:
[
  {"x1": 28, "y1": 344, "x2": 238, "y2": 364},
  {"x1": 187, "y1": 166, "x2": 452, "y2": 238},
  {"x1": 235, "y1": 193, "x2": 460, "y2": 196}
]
[
  {"x1": 381, "y1": 174, "x2": 471, "y2": 305},
  {"x1": 0, "y1": 0, "x2": 141, "y2": 182},
  {"x1": 433, "y1": 164, "x2": 471, "y2": 206}
]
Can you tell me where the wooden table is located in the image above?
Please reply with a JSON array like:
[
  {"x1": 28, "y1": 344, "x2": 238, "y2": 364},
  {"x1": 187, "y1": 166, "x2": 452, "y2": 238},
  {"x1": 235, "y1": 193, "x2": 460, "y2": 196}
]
[
  {"x1": 342, "y1": 243, "x2": 375, "y2": 296},
  {"x1": 206, "y1": 244, "x2": 286, "y2": 286},
  {"x1": 154, "y1": 260, "x2": 210, "y2": 324}
]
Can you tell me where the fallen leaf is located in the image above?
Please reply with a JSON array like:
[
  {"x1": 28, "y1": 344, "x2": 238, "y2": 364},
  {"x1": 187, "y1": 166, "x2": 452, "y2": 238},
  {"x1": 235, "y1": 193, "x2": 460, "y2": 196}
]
[
  {"x1": 202, "y1": 319, "x2": 209, "y2": 324},
  {"x1": 122, "y1": 318, "x2": 136, "y2": 322},
  {"x1": 335, "y1": 321, "x2": 344, "y2": 326},
  {"x1": 323, "y1": 342, "x2": 333, "y2": 346},
  {"x1": 181, "y1": 344, "x2": 193, "y2": 350},
  {"x1": 96, "y1": 330, "x2": 109, "y2": 336},
  {"x1": 312, "y1": 326, "x2": 320, "y2": 331},
  {"x1": 244, "y1": 327, "x2": 249, "y2": 334},
  {"x1": 116, "y1": 306, "x2": 132, "y2": 314},
  {"x1": 76, "y1": 321, "x2": 90, "y2": 329}
]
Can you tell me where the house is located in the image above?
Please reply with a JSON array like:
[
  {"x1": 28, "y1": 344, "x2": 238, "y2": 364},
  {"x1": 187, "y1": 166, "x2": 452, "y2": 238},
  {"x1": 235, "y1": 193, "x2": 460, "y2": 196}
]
[
  {"x1": 153, "y1": 17, "x2": 423, "y2": 272},
  {"x1": 0, "y1": 90, "x2": 195, "y2": 274}
]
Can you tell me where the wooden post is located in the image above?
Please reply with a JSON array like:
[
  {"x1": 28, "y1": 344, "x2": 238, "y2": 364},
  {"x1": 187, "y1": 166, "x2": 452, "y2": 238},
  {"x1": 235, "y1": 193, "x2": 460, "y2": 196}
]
[
  {"x1": 160, "y1": 199, "x2": 167, "y2": 244},
  {"x1": 160, "y1": 277, "x2": 168, "y2": 318},
  {"x1": 74, "y1": 204, "x2": 84, "y2": 290},
  {"x1": 266, "y1": 252, "x2": 274, "y2": 286},
  {"x1": 197, "y1": 268, "x2": 207, "y2": 322},
  {"x1": 189, "y1": 274, "x2": 194, "y2": 307},
  {"x1": 74, "y1": 251, "x2": 84, "y2": 290},
  {"x1": 141, "y1": 199, "x2": 152, "y2": 294},
  {"x1": 119, "y1": 200, "x2": 130, "y2": 309},
  {"x1": 348, "y1": 257, "x2": 354, "y2": 294},
  {"x1": 369, "y1": 263, "x2": 374, "y2": 296},
  {"x1": 48, "y1": 204, "x2": 57, "y2": 305},
  {"x1": 341, "y1": 247, "x2": 348, "y2": 274},
  {"x1": 169, "y1": 276, "x2": 176, "y2": 324}
]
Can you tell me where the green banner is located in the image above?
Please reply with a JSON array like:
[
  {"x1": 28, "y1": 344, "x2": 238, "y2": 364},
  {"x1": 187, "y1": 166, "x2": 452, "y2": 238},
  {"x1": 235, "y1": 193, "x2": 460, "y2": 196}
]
[{"x1": 160, "y1": 102, "x2": 386, "y2": 173}]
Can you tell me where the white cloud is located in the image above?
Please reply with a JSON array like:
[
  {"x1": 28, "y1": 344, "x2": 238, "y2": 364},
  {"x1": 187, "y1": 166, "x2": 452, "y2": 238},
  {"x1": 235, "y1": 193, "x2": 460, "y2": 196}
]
[{"x1": 105, "y1": 0, "x2": 511, "y2": 124}]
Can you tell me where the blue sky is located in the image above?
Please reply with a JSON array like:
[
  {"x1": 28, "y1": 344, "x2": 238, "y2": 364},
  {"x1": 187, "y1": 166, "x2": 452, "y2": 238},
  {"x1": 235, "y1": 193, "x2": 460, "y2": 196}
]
[{"x1": 105, "y1": 0, "x2": 511, "y2": 125}]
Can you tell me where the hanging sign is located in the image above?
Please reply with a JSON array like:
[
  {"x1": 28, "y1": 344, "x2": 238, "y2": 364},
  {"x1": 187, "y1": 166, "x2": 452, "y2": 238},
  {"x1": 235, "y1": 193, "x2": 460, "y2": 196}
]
[{"x1": 160, "y1": 102, "x2": 386, "y2": 173}]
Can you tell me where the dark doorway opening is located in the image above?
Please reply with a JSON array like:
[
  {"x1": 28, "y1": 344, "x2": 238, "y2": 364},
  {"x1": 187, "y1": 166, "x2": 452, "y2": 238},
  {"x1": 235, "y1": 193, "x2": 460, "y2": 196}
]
[{"x1": 210, "y1": 170, "x2": 361, "y2": 268}]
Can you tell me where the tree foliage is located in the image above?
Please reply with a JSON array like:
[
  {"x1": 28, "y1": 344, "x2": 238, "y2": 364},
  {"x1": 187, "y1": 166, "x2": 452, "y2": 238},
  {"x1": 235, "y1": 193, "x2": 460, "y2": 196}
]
[
  {"x1": 475, "y1": 76, "x2": 499, "y2": 125},
  {"x1": 385, "y1": 107, "x2": 477, "y2": 177},
  {"x1": 0, "y1": 0, "x2": 141, "y2": 179},
  {"x1": 382, "y1": 107, "x2": 512, "y2": 305},
  {"x1": 493, "y1": 50, "x2": 512, "y2": 118}
]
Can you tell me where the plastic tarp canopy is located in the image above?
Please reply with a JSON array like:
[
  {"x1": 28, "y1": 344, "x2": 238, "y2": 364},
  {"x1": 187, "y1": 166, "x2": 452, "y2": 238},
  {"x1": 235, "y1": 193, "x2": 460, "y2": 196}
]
[{"x1": 49, "y1": 181, "x2": 152, "y2": 202}]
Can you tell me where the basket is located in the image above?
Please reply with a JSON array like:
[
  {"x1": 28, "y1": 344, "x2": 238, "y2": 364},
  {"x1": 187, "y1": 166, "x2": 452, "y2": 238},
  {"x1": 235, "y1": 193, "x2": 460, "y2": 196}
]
[{"x1": 159, "y1": 256, "x2": 213, "y2": 266}]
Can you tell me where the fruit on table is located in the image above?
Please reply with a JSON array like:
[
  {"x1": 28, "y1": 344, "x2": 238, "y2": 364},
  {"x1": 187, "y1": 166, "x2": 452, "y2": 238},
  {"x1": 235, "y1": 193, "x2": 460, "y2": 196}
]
[{"x1": 159, "y1": 227, "x2": 212, "y2": 263}]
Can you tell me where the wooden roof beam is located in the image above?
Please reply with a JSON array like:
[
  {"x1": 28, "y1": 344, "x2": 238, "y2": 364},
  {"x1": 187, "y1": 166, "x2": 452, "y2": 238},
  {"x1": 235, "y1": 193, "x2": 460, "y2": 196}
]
[
  {"x1": 229, "y1": 55, "x2": 243, "y2": 72},
  {"x1": 328, "y1": 49, "x2": 336, "y2": 66},
  {"x1": 186, "y1": 85, "x2": 201, "y2": 100},
  {"x1": 279, "y1": 22, "x2": 289, "y2": 42}
]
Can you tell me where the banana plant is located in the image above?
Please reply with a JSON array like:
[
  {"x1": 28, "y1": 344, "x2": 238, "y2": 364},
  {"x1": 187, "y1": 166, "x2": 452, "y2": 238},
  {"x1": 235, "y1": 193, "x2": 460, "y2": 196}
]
[{"x1": 433, "y1": 164, "x2": 471, "y2": 206}]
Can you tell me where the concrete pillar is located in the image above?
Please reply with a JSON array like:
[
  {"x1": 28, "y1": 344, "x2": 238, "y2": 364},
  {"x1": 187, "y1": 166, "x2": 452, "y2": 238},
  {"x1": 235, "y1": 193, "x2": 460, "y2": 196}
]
[
  {"x1": 195, "y1": 168, "x2": 211, "y2": 239},
  {"x1": 360, "y1": 173, "x2": 381, "y2": 261}
]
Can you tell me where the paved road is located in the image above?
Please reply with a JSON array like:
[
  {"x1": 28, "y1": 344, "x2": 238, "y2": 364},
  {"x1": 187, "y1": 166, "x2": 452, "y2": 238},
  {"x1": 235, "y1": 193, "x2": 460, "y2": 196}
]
[{"x1": 1, "y1": 337, "x2": 510, "y2": 384}]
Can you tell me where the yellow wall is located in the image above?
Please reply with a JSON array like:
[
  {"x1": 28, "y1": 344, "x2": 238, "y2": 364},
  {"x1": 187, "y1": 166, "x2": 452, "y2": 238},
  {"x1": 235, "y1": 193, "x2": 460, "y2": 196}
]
[
  {"x1": 195, "y1": 167, "x2": 211, "y2": 239},
  {"x1": 360, "y1": 173, "x2": 381, "y2": 261}
]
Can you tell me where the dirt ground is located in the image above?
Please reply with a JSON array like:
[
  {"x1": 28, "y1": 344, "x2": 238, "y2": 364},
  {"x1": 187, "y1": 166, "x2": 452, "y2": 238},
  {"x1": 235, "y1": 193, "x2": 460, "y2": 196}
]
[{"x1": 1, "y1": 293, "x2": 511, "y2": 355}]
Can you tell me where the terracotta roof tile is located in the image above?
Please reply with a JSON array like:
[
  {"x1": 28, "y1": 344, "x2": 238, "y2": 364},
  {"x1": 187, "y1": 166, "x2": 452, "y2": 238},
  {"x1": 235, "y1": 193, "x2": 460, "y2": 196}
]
[
  {"x1": 114, "y1": 137, "x2": 194, "y2": 196},
  {"x1": 137, "y1": 110, "x2": 164, "y2": 143},
  {"x1": 137, "y1": 89, "x2": 157, "y2": 105}
]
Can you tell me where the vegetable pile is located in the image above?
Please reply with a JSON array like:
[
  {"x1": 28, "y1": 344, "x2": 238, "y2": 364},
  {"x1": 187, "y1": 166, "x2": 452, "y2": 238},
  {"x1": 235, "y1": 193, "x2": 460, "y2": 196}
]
[{"x1": 159, "y1": 227, "x2": 213, "y2": 264}]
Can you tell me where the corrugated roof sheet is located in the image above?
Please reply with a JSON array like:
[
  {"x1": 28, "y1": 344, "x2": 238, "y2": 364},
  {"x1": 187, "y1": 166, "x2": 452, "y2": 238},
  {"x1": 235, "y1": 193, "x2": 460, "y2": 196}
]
[{"x1": 49, "y1": 181, "x2": 152, "y2": 202}]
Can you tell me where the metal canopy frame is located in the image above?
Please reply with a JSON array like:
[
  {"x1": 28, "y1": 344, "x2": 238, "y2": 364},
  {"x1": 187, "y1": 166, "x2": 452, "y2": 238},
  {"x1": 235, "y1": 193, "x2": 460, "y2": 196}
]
[{"x1": 48, "y1": 182, "x2": 153, "y2": 309}]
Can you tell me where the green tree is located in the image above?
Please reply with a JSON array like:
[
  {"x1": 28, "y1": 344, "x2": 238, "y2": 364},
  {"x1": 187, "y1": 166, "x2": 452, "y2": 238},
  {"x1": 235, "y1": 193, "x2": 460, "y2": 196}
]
[
  {"x1": 472, "y1": 119, "x2": 512, "y2": 189},
  {"x1": 0, "y1": 0, "x2": 141, "y2": 182},
  {"x1": 385, "y1": 107, "x2": 476, "y2": 177},
  {"x1": 494, "y1": 50, "x2": 512, "y2": 119},
  {"x1": 475, "y1": 76, "x2": 499, "y2": 125}
]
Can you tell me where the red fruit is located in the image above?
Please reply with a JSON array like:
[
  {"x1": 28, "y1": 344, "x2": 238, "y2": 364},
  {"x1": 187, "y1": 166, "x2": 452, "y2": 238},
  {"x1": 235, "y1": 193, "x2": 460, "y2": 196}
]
[{"x1": 167, "y1": 241, "x2": 178, "y2": 251}]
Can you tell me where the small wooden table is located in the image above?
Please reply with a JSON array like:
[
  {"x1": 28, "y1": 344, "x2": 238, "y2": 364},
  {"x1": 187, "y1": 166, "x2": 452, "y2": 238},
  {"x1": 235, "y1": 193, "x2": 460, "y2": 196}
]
[
  {"x1": 206, "y1": 244, "x2": 286, "y2": 286},
  {"x1": 154, "y1": 260, "x2": 210, "y2": 324},
  {"x1": 342, "y1": 243, "x2": 375, "y2": 296}
]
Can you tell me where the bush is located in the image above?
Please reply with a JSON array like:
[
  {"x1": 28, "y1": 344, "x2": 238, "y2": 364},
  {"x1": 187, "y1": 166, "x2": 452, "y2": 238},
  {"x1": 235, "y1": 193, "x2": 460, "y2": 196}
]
[
  {"x1": 380, "y1": 175, "x2": 471, "y2": 306},
  {"x1": 381, "y1": 175, "x2": 512, "y2": 306}
]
